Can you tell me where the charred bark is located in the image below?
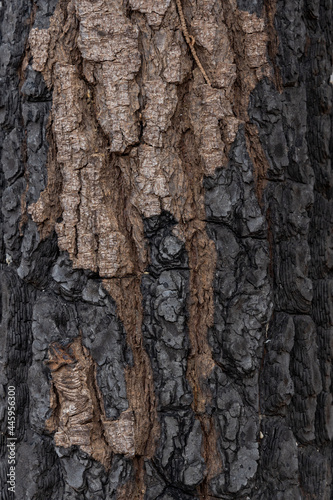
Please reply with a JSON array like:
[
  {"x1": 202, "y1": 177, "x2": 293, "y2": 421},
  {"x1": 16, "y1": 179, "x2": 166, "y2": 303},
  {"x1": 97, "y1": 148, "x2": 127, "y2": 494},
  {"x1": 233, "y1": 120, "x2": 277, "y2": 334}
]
[{"x1": 0, "y1": 0, "x2": 332, "y2": 498}]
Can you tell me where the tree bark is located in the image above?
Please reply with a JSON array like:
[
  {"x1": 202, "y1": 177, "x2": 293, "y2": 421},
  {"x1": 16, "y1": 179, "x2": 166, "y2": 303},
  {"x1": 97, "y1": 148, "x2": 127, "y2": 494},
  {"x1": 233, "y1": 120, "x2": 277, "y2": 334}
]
[{"x1": 0, "y1": 0, "x2": 332, "y2": 498}]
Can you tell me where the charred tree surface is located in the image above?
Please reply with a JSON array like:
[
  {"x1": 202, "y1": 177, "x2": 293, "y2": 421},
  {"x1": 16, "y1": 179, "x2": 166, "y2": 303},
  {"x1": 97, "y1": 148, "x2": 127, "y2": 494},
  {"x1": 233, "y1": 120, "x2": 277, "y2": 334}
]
[{"x1": 0, "y1": 0, "x2": 332, "y2": 498}]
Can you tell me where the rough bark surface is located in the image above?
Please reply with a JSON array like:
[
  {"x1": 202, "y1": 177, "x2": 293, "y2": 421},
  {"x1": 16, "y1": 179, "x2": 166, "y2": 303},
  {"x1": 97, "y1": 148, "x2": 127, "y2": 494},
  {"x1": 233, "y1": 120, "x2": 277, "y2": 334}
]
[{"x1": 0, "y1": 0, "x2": 332, "y2": 499}]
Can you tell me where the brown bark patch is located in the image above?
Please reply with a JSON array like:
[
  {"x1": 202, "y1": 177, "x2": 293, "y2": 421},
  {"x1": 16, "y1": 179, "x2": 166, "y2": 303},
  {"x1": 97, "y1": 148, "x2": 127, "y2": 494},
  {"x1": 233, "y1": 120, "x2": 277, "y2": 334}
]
[
  {"x1": 46, "y1": 336, "x2": 135, "y2": 470},
  {"x1": 103, "y1": 277, "x2": 159, "y2": 458},
  {"x1": 116, "y1": 457, "x2": 147, "y2": 500}
]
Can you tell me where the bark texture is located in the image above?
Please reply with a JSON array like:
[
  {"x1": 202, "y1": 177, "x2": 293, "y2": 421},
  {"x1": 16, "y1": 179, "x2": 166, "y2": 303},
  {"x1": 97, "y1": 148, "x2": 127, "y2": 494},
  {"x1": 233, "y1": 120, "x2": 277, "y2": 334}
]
[{"x1": 0, "y1": 0, "x2": 332, "y2": 498}]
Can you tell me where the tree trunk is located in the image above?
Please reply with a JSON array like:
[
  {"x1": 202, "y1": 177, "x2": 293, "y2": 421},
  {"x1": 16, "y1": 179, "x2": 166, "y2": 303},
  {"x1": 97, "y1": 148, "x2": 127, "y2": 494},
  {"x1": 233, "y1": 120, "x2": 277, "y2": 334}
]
[{"x1": 0, "y1": 0, "x2": 332, "y2": 498}]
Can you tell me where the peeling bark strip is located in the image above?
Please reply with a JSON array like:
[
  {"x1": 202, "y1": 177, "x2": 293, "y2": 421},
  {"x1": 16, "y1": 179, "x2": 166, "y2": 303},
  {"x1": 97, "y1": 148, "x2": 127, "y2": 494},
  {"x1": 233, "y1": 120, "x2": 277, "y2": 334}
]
[
  {"x1": 46, "y1": 337, "x2": 135, "y2": 469},
  {"x1": 25, "y1": 0, "x2": 277, "y2": 491}
]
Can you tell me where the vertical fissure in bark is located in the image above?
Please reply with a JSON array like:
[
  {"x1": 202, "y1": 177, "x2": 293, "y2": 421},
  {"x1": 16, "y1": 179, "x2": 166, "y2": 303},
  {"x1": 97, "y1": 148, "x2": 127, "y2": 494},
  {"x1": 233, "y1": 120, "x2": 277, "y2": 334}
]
[
  {"x1": 263, "y1": 0, "x2": 283, "y2": 92},
  {"x1": 176, "y1": 121, "x2": 221, "y2": 493},
  {"x1": 103, "y1": 277, "x2": 159, "y2": 458}
]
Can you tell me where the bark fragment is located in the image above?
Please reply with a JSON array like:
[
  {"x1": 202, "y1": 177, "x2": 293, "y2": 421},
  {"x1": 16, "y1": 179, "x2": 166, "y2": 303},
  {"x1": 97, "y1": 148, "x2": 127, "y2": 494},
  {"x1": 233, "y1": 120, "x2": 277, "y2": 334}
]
[{"x1": 46, "y1": 336, "x2": 135, "y2": 469}]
